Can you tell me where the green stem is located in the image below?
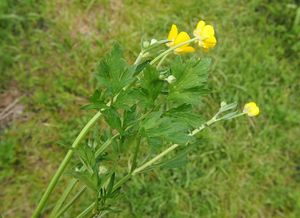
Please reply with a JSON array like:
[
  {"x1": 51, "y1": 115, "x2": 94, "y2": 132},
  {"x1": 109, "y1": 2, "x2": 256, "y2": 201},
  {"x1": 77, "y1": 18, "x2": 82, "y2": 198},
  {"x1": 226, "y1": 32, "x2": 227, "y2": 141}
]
[
  {"x1": 32, "y1": 111, "x2": 102, "y2": 218},
  {"x1": 54, "y1": 186, "x2": 87, "y2": 218},
  {"x1": 130, "y1": 136, "x2": 141, "y2": 172},
  {"x1": 112, "y1": 173, "x2": 132, "y2": 192},
  {"x1": 134, "y1": 51, "x2": 144, "y2": 65},
  {"x1": 156, "y1": 53, "x2": 170, "y2": 69},
  {"x1": 95, "y1": 133, "x2": 120, "y2": 157},
  {"x1": 49, "y1": 179, "x2": 78, "y2": 218},
  {"x1": 76, "y1": 109, "x2": 243, "y2": 216},
  {"x1": 132, "y1": 112, "x2": 226, "y2": 176},
  {"x1": 33, "y1": 48, "x2": 162, "y2": 217},
  {"x1": 76, "y1": 202, "x2": 95, "y2": 218},
  {"x1": 71, "y1": 174, "x2": 132, "y2": 218},
  {"x1": 132, "y1": 144, "x2": 180, "y2": 175},
  {"x1": 50, "y1": 133, "x2": 120, "y2": 217},
  {"x1": 150, "y1": 38, "x2": 197, "y2": 65}
]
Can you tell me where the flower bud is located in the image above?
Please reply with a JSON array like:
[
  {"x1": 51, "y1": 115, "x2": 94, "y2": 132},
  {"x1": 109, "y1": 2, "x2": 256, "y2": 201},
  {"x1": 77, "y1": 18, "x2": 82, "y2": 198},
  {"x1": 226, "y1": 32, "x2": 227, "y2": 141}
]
[
  {"x1": 220, "y1": 101, "x2": 227, "y2": 107},
  {"x1": 150, "y1": 39, "x2": 158, "y2": 45},
  {"x1": 142, "y1": 41, "x2": 150, "y2": 48},
  {"x1": 98, "y1": 166, "x2": 108, "y2": 175},
  {"x1": 165, "y1": 75, "x2": 177, "y2": 84}
]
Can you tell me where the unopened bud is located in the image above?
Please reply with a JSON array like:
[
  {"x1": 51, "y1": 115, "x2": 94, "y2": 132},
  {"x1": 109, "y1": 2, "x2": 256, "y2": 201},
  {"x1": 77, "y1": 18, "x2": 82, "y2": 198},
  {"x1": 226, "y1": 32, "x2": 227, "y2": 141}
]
[
  {"x1": 150, "y1": 39, "x2": 158, "y2": 45},
  {"x1": 220, "y1": 101, "x2": 227, "y2": 107},
  {"x1": 143, "y1": 41, "x2": 150, "y2": 48},
  {"x1": 165, "y1": 75, "x2": 176, "y2": 84},
  {"x1": 98, "y1": 166, "x2": 108, "y2": 175}
]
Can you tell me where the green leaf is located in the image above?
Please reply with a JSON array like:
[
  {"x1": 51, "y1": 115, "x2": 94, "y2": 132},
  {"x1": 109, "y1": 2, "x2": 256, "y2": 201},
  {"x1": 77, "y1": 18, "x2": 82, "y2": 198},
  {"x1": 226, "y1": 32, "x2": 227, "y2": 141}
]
[
  {"x1": 81, "y1": 89, "x2": 107, "y2": 110},
  {"x1": 90, "y1": 89, "x2": 102, "y2": 102},
  {"x1": 168, "y1": 57, "x2": 211, "y2": 106},
  {"x1": 141, "y1": 111, "x2": 191, "y2": 146},
  {"x1": 219, "y1": 102, "x2": 237, "y2": 113},
  {"x1": 102, "y1": 107, "x2": 122, "y2": 132},
  {"x1": 221, "y1": 111, "x2": 239, "y2": 120},
  {"x1": 165, "y1": 104, "x2": 203, "y2": 128},
  {"x1": 140, "y1": 65, "x2": 164, "y2": 105},
  {"x1": 113, "y1": 88, "x2": 140, "y2": 109},
  {"x1": 122, "y1": 105, "x2": 139, "y2": 131},
  {"x1": 74, "y1": 145, "x2": 97, "y2": 175},
  {"x1": 71, "y1": 171, "x2": 98, "y2": 192},
  {"x1": 95, "y1": 43, "x2": 135, "y2": 96},
  {"x1": 133, "y1": 60, "x2": 151, "y2": 76},
  {"x1": 106, "y1": 173, "x2": 115, "y2": 194}
]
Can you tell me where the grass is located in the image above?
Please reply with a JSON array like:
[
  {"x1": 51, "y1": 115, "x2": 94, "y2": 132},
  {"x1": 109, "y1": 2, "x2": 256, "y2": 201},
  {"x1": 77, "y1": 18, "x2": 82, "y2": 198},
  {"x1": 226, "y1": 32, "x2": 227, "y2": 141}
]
[{"x1": 1, "y1": 0, "x2": 300, "y2": 217}]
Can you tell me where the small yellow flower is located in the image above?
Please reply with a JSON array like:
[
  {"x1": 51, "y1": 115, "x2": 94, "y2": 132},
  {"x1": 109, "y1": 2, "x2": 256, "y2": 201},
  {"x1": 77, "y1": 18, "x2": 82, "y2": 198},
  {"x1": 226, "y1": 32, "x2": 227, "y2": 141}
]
[
  {"x1": 167, "y1": 24, "x2": 195, "y2": 54},
  {"x1": 193, "y1": 20, "x2": 217, "y2": 51},
  {"x1": 243, "y1": 102, "x2": 260, "y2": 117}
]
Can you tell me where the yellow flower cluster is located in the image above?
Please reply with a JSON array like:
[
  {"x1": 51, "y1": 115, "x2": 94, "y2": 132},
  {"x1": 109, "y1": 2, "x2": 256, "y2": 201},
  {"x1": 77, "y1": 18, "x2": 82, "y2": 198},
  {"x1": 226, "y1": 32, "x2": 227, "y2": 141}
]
[
  {"x1": 243, "y1": 102, "x2": 260, "y2": 117},
  {"x1": 167, "y1": 20, "x2": 217, "y2": 54}
]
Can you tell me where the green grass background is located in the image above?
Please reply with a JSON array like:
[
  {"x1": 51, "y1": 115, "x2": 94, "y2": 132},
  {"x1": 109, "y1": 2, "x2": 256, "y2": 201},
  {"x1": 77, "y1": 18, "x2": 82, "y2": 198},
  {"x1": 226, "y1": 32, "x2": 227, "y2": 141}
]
[{"x1": 1, "y1": 0, "x2": 300, "y2": 217}]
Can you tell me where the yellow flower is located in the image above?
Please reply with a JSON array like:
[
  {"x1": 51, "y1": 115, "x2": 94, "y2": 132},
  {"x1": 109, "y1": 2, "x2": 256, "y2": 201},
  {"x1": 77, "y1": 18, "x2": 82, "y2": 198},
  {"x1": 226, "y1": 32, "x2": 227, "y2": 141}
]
[
  {"x1": 243, "y1": 102, "x2": 260, "y2": 117},
  {"x1": 193, "y1": 20, "x2": 217, "y2": 51},
  {"x1": 167, "y1": 24, "x2": 195, "y2": 54}
]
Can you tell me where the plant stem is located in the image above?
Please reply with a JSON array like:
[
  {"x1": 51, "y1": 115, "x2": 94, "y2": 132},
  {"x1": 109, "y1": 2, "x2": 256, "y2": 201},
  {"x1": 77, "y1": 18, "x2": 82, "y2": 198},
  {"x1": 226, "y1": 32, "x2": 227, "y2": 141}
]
[
  {"x1": 112, "y1": 173, "x2": 132, "y2": 192},
  {"x1": 134, "y1": 51, "x2": 144, "y2": 65},
  {"x1": 33, "y1": 47, "x2": 166, "y2": 217},
  {"x1": 150, "y1": 38, "x2": 197, "y2": 65},
  {"x1": 130, "y1": 136, "x2": 141, "y2": 172},
  {"x1": 56, "y1": 109, "x2": 231, "y2": 217},
  {"x1": 132, "y1": 144, "x2": 180, "y2": 175},
  {"x1": 32, "y1": 111, "x2": 102, "y2": 218},
  {"x1": 156, "y1": 53, "x2": 170, "y2": 69},
  {"x1": 49, "y1": 179, "x2": 78, "y2": 218},
  {"x1": 54, "y1": 186, "x2": 87, "y2": 218},
  {"x1": 95, "y1": 133, "x2": 120, "y2": 157},
  {"x1": 50, "y1": 133, "x2": 120, "y2": 217},
  {"x1": 75, "y1": 202, "x2": 95, "y2": 218}
]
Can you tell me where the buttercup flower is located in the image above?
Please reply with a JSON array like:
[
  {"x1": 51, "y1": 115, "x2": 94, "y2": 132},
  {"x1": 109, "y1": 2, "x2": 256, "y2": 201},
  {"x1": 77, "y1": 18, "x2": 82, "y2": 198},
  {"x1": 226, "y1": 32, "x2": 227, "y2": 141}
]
[
  {"x1": 167, "y1": 24, "x2": 195, "y2": 54},
  {"x1": 243, "y1": 102, "x2": 260, "y2": 117},
  {"x1": 193, "y1": 20, "x2": 217, "y2": 51}
]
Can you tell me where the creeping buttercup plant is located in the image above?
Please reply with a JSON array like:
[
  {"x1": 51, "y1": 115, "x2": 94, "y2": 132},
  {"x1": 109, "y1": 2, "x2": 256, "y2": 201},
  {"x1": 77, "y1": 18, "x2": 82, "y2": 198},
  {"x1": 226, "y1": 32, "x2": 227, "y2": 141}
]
[{"x1": 32, "y1": 20, "x2": 259, "y2": 217}]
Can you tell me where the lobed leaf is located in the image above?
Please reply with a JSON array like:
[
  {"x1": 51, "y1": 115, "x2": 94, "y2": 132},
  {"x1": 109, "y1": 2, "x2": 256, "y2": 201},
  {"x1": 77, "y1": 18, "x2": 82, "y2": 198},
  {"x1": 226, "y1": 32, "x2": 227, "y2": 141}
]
[
  {"x1": 95, "y1": 44, "x2": 135, "y2": 97},
  {"x1": 168, "y1": 57, "x2": 211, "y2": 106}
]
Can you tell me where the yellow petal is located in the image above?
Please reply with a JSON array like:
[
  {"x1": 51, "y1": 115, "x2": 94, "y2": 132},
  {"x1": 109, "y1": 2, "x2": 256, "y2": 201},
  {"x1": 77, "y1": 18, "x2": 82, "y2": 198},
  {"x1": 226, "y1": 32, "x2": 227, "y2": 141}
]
[
  {"x1": 175, "y1": 46, "x2": 195, "y2": 54},
  {"x1": 174, "y1": 32, "x2": 191, "y2": 46},
  {"x1": 168, "y1": 24, "x2": 178, "y2": 41},
  {"x1": 196, "y1": 20, "x2": 206, "y2": 30},
  {"x1": 203, "y1": 36, "x2": 217, "y2": 49},
  {"x1": 202, "y1": 25, "x2": 215, "y2": 37},
  {"x1": 244, "y1": 102, "x2": 257, "y2": 109}
]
